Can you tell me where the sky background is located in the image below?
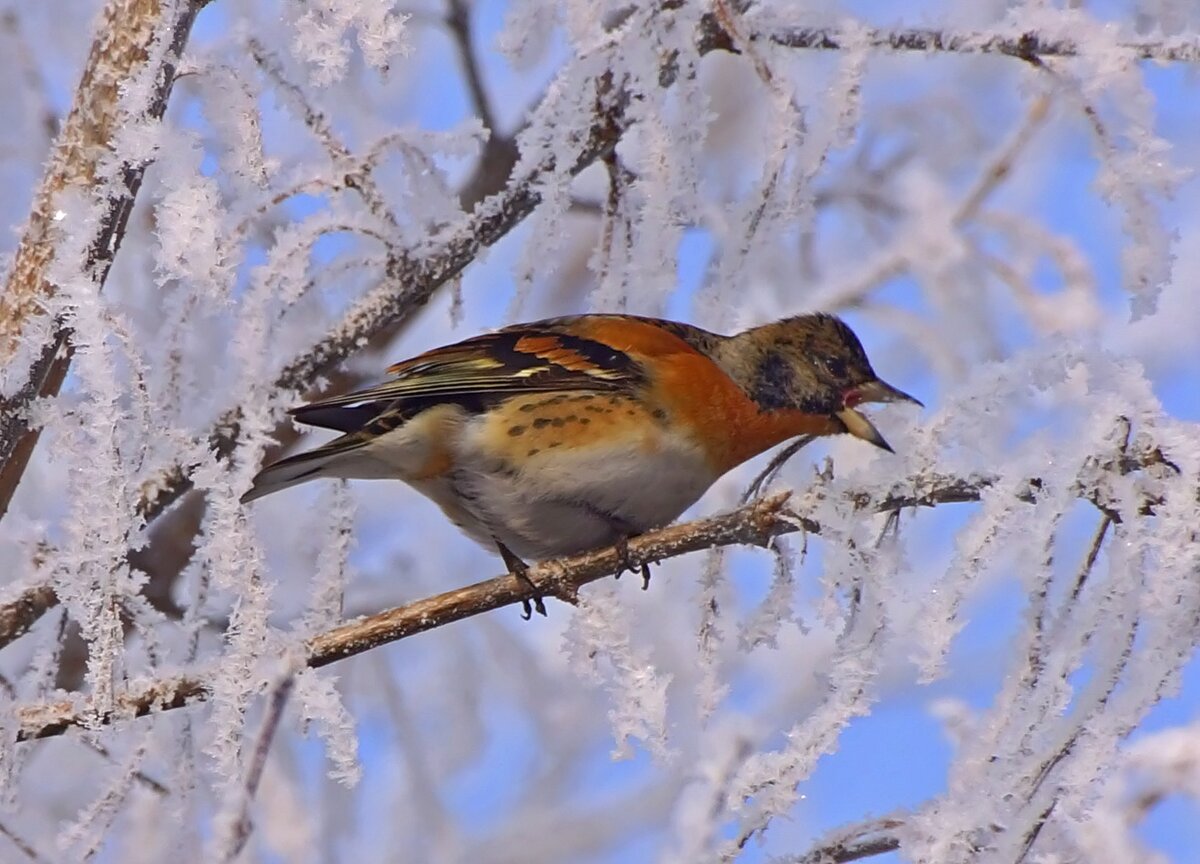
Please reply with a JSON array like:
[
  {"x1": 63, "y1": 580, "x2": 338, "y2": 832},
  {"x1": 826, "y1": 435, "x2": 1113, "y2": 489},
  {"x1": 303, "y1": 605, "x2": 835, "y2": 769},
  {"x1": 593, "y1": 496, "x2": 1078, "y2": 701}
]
[{"x1": 2, "y1": 0, "x2": 1199, "y2": 861}]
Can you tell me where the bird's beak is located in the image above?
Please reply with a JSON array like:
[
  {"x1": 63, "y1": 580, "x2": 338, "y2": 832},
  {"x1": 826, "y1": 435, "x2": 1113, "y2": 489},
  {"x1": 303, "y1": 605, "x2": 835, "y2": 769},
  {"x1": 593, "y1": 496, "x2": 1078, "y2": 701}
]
[
  {"x1": 851, "y1": 378, "x2": 924, "y2": 408},
  {"x1": 835, "y1": 408, "x2": 894, "y2": 453},
  {"x1": 835, "y1": 378, "x2": 921, "y2": 453}
]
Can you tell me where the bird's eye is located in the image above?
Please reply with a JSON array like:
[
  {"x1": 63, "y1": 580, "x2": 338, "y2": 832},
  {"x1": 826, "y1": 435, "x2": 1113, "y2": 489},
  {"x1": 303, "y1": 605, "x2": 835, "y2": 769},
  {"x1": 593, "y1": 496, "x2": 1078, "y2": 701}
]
[{"x1": 819, "y1": 356, "x2": 847, "y2": 378}]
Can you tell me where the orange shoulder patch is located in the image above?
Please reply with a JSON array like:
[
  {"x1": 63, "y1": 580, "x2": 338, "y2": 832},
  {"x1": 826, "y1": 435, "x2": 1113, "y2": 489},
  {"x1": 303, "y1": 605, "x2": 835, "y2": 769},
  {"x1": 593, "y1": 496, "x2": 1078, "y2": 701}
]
[
  {"x1": 567, "y1": 316, "x2": 706, "y2": 359},
  {"x1": 512, "y1": 335, "x2": 602, "y2": 373}
]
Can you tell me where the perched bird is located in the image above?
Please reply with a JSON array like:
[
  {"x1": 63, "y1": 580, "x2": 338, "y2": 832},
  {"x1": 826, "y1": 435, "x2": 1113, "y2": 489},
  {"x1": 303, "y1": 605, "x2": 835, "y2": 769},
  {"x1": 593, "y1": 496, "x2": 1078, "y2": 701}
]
[{"x1": 243, "y1": 314, "x2": 920, "y2": 615}]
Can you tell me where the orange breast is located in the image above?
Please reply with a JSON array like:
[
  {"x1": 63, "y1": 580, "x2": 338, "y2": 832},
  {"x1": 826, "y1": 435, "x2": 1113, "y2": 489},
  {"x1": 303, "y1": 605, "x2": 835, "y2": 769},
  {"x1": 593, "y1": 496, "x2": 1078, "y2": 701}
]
[{"x1": 573, "y1": 317, "x2": 840, "y2": 473}]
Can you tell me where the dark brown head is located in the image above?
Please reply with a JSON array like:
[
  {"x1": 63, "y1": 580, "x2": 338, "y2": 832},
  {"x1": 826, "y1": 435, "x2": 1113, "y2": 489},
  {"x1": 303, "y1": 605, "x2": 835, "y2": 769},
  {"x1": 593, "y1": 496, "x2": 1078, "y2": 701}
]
[{"x1": 719, "y1": 313, "x2": 922, "y2": 452}]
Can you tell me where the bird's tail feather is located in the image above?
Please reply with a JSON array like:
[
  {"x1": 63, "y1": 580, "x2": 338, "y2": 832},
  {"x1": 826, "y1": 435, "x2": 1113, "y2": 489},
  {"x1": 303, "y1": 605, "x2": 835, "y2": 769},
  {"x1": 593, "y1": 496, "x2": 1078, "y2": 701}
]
[{"x1": 241, "y1": 438, "x2": 365, "y2": 503}]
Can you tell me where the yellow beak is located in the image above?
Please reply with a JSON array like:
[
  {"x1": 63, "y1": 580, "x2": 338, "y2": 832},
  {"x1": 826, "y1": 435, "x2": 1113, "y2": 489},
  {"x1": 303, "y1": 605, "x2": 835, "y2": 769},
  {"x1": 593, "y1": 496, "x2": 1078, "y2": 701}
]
[
  {"x1": 836, "y1": 408, "x2": 894, "y2": 452},
  {"x1": 836, "y1": 378, "x2": 922, "y2": 452}
]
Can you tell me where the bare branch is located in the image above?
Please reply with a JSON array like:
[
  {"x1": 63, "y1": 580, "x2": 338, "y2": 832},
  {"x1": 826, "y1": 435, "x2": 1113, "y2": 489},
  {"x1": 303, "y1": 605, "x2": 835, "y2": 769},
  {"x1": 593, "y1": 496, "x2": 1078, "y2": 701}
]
[
  {"x1": 0, "y1": 585, "x2": 58, "y2": 651},
  {"x1": 780, "y1": 813, "x2": 905, "y2": 864},
  {"x1": 219, "y1": 676, "x2": 295, "y2": 862},
  {"x1": 446, "y1": 0, "x2": 497, "y2": 136}
]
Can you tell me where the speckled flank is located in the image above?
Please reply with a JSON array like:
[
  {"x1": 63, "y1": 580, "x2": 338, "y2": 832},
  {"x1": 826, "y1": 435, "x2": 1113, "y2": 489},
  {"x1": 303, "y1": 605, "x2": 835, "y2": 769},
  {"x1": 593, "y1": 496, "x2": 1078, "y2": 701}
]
[{"x1": 480, "y1": 393, "x2": 665, "y2": 466}]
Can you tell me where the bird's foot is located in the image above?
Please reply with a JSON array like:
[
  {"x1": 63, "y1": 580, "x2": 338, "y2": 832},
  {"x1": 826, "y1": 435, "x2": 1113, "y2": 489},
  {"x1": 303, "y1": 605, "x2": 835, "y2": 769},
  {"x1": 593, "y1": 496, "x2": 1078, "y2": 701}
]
[
  {"x1": 613, "y1": 536, "x2": 653, "y2": 591},
  {"x1": 497, "y1": 542, "x2": 546, "y2": 619}
]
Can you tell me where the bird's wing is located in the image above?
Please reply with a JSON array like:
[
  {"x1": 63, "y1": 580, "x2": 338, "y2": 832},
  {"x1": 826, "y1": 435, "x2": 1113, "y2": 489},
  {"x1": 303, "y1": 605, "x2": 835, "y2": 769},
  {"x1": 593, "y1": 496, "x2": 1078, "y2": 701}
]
[{"x1": 290, "y1": 321, "x2": 646, "y2": 430}]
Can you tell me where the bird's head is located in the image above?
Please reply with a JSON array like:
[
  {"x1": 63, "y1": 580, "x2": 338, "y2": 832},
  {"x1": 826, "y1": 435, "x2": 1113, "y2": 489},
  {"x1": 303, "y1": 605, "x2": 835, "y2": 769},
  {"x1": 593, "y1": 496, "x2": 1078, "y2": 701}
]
[{"x1": 737, "y1": 313, "x2": 922, "y2": 452}]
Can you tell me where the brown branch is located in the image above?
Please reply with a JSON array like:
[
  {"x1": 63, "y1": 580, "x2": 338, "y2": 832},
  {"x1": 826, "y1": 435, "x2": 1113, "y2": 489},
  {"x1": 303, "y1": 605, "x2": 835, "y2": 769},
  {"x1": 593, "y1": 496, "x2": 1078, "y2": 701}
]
[
  {"x1": 0, "y1": 585, "x2": 59, "y2": 652},
  {"x1": 220, "y1": 676, "x2": 295, "y2": 862},
  {"x1": 14, "y1": 442, "x2": 1185, "y2": 741},
  {"x1": 0, "y1": 0, "x2": 209, "y2": 520}
]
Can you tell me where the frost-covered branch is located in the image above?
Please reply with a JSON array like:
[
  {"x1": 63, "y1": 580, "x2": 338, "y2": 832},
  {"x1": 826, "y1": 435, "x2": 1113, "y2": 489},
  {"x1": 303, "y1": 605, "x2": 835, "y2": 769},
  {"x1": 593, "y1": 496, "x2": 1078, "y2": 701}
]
[
  {"x1": 13, "y1": 441, "x2": 1181, "y2": 741},
  {"x1": 764, "y1": 24, "x2": 1200, "y2": 64},
  {"x1": 0, "y1": 0, "x2": 209, "y2": 519}
]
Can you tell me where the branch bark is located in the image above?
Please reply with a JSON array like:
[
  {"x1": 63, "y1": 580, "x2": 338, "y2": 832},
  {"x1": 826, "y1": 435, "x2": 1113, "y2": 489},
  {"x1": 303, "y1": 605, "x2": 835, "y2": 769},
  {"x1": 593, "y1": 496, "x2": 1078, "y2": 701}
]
[{"x1": 0, "y1": 0, "x2": 209, "y2": 519}]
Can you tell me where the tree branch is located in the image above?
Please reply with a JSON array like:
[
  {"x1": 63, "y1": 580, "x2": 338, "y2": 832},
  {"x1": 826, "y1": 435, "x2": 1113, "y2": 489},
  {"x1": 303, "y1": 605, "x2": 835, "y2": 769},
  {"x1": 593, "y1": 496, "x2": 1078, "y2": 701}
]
[
  {"x1": 782, "y1": 813, "x2": 905, "y2": 864},
  {"x1": 0, "y1": 585, "x2": 59, "y2": 652},
  {"x1": 13, "y1": 441, "x2": 1184, "y2": 741},
  {"x1": 763, "y1": 24, "x2": 1200, "y2": 64},
  {"x1": 0, "y1": 0, "x2": 209, "y2": 520}
]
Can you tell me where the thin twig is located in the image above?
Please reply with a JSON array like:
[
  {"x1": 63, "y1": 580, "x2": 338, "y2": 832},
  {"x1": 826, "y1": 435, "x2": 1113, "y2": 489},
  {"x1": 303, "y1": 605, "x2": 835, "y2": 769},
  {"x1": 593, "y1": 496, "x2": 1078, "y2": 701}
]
[
  {"x1": 782, "y1": 813, "x2": 905, "y2": 864},
  {"x1": 446, "y1": 0, "x2": 497, "y2": 135},
  {"x1": 764, "y1": 25, "x2": 1200, "y2": 65},
  {"x1": 248, "y1": 39, "x2": 399, "y2": 231},
  {"x1": 739, "y1": 435, "x2": 817, "y2": 504},
  {"x1": 0, "y1": 820, "x2": 44, "y2": 862},
  {"x1": 221, "y1": 676, "x2": 295, "y2": 862}
]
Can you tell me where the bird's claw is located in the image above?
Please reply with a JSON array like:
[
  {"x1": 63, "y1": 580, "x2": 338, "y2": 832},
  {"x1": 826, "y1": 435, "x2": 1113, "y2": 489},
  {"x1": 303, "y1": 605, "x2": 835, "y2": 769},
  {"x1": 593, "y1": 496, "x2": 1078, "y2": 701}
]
[
  {"x1": 497, "y1": 542, "x2": 546, "y2": 619},
  {"x1": 613, "y1": 536, "x2": 653, "y2": 590}
]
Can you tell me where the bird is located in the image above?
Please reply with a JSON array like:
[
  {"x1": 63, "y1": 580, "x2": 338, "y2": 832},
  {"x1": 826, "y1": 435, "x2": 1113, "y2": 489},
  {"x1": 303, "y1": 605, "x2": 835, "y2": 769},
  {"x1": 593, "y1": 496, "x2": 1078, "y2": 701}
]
[{"x1": 242, "y1": 313, "x2": 921, "y2": 616}]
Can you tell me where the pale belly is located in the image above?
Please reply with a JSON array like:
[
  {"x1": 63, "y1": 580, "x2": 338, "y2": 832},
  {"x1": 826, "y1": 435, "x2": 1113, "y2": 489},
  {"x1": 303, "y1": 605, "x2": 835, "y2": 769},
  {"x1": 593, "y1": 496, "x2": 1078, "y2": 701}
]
[
  {"x1": 410, "y1": 417, "x2": 716, "y2": 561},
  {"x1": 351, "y1": 395, "x2": 720, "y2": 562}
]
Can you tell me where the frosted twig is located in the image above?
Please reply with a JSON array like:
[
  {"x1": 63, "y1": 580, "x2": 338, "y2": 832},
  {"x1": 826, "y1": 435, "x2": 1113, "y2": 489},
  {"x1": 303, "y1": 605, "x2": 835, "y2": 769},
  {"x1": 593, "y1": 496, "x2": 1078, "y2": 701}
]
[
  {"x1": 1066, "y1": 418, "x2": 1130, "y2": 604},
  {"x1": 955, "y1": 93, "x2": 1051, "y2": 221},
  {"x1": 810, "y1": 88, "x2": 1052, "y2": 312},
  {"x1": 593, "y1": 150, "x2": 636, "y2": 304},
  {"x1": 81, "y1": 741, "x2": 169, "y2": 796},
  {"x1": 13, "y1": 437, "x2": 1185, "y2": 741},
  {"x1": 248, "y1": 39, "x2": 399, "y2": 231}
]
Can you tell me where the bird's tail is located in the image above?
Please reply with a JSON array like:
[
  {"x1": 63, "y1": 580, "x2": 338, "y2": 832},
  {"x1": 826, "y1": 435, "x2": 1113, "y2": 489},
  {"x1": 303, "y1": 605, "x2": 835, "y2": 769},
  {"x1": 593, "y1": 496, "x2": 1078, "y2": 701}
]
[{"x1": 240, "y1": 438, "x2": 366, "y2": 503}]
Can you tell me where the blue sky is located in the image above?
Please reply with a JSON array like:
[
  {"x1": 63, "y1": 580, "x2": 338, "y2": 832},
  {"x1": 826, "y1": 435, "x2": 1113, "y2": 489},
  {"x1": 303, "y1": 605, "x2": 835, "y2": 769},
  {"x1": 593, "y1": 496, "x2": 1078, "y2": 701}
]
[{"x1": 9, "y1": 1, "x2": 1186, "y2": 860}]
